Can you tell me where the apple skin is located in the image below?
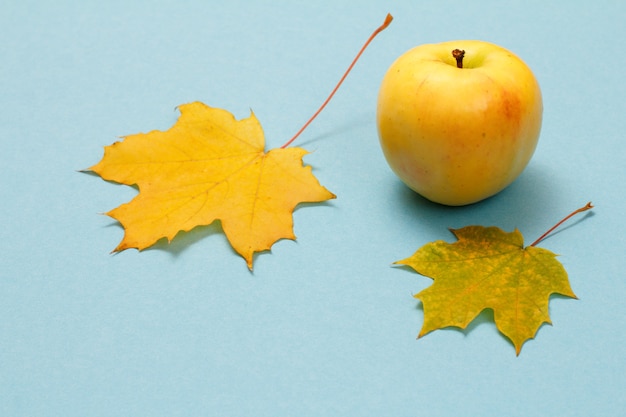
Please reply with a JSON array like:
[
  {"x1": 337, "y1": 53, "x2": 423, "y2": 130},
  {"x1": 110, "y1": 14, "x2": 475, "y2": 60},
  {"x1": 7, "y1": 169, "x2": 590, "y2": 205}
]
[{"x1": 377, "y1": 40, "x2": 542, "y2": 206}]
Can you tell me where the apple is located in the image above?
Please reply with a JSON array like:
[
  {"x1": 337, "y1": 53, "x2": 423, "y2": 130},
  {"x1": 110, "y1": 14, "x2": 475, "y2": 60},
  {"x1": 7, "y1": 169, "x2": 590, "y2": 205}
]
[{"x1": 376, "y1": 40, "x2": 542, "y2": 205}]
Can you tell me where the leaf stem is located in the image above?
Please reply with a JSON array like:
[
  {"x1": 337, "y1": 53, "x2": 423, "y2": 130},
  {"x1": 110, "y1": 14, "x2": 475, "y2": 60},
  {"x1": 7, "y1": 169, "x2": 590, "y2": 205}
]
[
  {"x1": 529, "y1": 202, "x2": 594, "y2": 247},
  {"x1": 280, "y1": 13, "x2": 393, "y2": 149}
]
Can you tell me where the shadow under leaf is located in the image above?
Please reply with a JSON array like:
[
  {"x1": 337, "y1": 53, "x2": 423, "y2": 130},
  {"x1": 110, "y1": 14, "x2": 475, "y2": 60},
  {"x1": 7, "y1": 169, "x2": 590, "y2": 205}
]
[{"x1": 145, "y1": 221, "x2": 227, "y2": 258}]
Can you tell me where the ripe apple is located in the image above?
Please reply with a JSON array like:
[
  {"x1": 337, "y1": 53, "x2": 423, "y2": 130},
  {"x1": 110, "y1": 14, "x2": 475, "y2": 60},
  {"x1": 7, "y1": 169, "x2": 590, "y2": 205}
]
[{"x1": 376, "y1": 40, "x2": 542, "y2": 205}]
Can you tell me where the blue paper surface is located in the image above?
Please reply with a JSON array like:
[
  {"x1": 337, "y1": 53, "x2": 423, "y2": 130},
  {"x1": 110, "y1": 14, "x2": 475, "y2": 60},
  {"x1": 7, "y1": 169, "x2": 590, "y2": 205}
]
[{"x1": 1, "y1": 1, "x2": 625, "y2": 416}]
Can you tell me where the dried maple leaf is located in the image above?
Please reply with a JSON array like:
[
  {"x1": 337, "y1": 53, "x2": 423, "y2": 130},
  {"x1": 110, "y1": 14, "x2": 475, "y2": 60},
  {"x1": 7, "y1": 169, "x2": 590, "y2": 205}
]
[
  {"x1": 88, "y1": 14, "x2": 393, "y2": 270},
  {"x1": 396, "y1": 203, "x2": 593, "y2": 355},
  {"x1": 89, "y1": 102, "x2": 335, "y2": 269}
]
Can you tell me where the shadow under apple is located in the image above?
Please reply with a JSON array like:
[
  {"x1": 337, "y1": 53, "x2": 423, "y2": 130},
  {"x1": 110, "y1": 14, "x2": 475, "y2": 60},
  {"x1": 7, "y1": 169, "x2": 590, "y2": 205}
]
[{"x1": 387, "y1": 162, "x2": 557, "y2": 243}]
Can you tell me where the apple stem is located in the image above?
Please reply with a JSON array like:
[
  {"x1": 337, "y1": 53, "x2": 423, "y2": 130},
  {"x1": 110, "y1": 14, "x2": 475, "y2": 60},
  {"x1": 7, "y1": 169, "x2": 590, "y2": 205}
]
[
  {"x1": 452, "y1": 49, "x2": 465, "y2": 68},
  {"x1": 529, "y1": 202, "x2": 594, "y2": 247},
  {"x1": 280, "y1": 13, "x2": 393, "y2": 149}
]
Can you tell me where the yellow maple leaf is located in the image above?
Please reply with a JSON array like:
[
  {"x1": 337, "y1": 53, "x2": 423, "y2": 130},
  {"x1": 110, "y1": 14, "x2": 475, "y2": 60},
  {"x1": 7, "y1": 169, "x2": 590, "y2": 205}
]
[
  {"x1": 396, "y1": 225, "x2": 578, "y2": 355},
  {"x1": 89, "y1": 101, "x2": 335, "y2": 269}
]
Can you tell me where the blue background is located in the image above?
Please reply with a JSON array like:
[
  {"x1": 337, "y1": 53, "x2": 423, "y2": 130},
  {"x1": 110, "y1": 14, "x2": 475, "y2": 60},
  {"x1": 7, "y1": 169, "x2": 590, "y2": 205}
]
[{"x1": 2, "y1": 1, "x2": 625, "y2": 416}]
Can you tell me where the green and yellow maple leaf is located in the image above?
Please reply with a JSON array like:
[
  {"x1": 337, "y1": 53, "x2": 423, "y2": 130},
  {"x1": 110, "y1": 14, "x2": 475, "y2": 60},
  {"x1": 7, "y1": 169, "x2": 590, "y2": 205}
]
[
  {"x1": 397, "y1": 225, "x2": 578, "y2": 355},
  {"x1": 89, "y1": 101, "x2": 335, "y2": 269}
]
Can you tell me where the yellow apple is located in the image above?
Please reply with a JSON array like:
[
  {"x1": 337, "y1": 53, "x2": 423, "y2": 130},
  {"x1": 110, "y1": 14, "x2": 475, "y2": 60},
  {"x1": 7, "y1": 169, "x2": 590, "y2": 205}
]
[{"x1": 377, "y1": 40, "x2": 542, "y2": 205}]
